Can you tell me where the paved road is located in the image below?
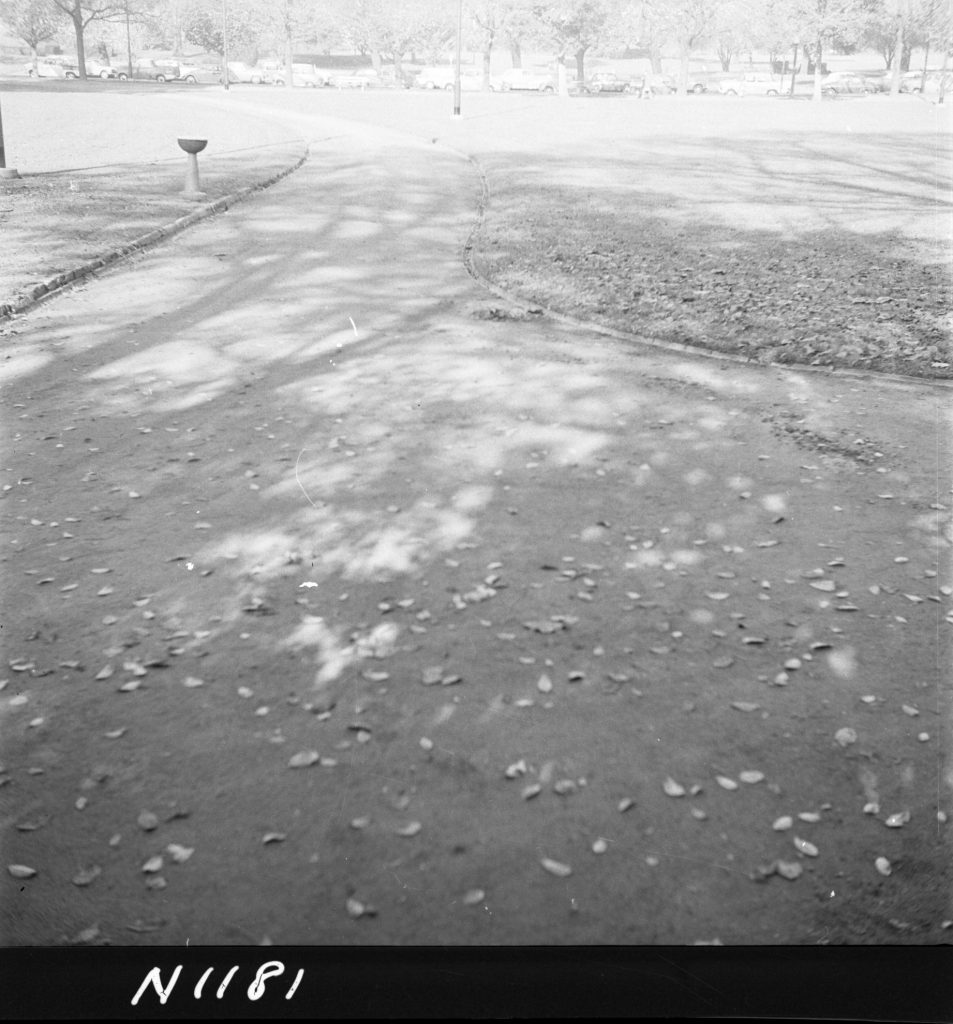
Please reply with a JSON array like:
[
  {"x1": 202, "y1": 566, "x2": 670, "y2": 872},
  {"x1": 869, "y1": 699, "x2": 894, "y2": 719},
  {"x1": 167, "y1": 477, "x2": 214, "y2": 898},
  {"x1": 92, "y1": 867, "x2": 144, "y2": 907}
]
[{"x1": 1, "y1": 110, "x2": 950, "y2": 947}]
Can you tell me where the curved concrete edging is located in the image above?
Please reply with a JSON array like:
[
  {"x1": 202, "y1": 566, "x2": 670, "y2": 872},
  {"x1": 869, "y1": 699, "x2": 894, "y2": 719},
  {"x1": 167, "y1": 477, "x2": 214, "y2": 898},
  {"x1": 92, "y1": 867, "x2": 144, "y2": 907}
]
[
  {"x1": 0, "y1": 145, "x2": 310, "y2": 322},
  {"x1": 436, "y1": 138, "x2": 952, "y2": 393}
]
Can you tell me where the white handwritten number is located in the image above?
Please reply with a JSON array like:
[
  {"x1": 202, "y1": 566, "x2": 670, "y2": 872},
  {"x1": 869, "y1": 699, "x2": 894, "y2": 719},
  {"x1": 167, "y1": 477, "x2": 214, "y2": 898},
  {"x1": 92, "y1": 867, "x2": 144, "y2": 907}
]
[{"x1": 131, "y1": 963, "x2": 304, "y2": 1005}]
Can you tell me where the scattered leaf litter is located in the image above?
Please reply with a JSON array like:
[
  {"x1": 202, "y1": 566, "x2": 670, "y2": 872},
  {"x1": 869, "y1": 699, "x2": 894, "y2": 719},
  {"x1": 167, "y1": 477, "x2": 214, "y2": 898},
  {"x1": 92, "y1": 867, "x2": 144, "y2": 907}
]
[{"x1": 540, "y1": 857, "x2": 572, "y2": 878}]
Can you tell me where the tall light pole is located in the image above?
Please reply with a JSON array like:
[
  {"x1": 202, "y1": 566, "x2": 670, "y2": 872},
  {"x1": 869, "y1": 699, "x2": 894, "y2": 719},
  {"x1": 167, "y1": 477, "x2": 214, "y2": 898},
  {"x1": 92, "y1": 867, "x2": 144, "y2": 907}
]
[
  {"x1": 0, "y1": 98, "x2": 20, "y2": 178},
  {"x1": 222, "y1": 0, "x2": 229, "y2": 91},
  {"x1": 124, "y1": 1, "x2": 133, "y2": 80},
  {"x1": 452, "y1": 0, "x2": 462, "y2": 117}
]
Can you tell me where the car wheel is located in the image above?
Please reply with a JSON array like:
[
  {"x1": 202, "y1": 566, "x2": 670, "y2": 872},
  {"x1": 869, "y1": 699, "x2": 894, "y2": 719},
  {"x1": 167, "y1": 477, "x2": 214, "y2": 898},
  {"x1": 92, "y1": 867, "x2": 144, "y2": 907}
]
[
  {"x1": 542, "y1": 84, "x2": 554, "y2": 93},
  {"x1": 184, "y1": 75, "x2": 196, "y2": 84},
  {"x1": 725, "y1": 88, "x2": 738, "y2": 95},
  {"x1": 156, "y1": 74, "x2": 166, "y2": 82},
  {"x1": 65, "y1": 71, "x2": 77, "y2": 79},
  {"x1": 27, "y1": 69, "x2": 35, "y2": 77},
  {"x1": 767, "y1": 89, "x2": 778, "y2": 96},
  {"x1": 117, "y1": 72, "x2": 128, "y2": 81},
  {"x1": 444, "y1": 82, "x2": 454, "y2": 90},
  {"x1": 501, "y1": 82, "x2": 511, "y2": 91},
  {"x1": 692, "y1": 83, "x2": 704, "y2": 93}
]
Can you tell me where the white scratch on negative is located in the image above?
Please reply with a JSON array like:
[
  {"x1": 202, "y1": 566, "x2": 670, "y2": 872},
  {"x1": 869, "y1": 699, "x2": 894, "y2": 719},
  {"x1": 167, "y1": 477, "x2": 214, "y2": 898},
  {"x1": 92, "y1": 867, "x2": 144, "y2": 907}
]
[
  {"x1": 348, "y1": 317, "x2": 358, "y2": 336},
  {"x1": 295, "y1": 449, "x2": 321, "y2": 509}
]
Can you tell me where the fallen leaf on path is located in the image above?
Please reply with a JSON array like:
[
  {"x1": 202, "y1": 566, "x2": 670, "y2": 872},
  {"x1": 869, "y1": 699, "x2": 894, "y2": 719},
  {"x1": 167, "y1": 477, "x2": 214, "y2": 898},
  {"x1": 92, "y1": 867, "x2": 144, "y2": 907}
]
[
  {"x1": 775, "y1": 861, "x2": 803, "y2": 880},
  {"x1": 7, "y1": 864, "x2": 37, "y2": 878},
  {"x1": 72, "y1": 866, "x2": 101, "y2": 887},
  {"x1": 540, "y1": 857, "x2": 572, "y2": 878},
  {"x1": 288, "y1": 750, "x2": 320, "y2": 768}
]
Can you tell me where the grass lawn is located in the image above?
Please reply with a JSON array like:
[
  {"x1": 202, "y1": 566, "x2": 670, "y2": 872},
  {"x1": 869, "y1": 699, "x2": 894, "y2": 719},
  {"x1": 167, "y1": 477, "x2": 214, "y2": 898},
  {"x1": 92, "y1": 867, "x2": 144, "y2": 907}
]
[
  {"x1": 459, "y1": 94, "x2": 953, "y2": 379},
  {"x1": 0, "y1": 83, "x2": 306, "y2": 308}
]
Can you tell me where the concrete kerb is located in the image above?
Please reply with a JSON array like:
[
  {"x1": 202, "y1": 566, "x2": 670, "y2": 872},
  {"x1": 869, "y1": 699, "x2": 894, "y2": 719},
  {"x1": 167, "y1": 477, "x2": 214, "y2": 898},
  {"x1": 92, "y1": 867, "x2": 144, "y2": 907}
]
[{"x1": 0, "y1": 145, "x2": 310, "y2": 323}]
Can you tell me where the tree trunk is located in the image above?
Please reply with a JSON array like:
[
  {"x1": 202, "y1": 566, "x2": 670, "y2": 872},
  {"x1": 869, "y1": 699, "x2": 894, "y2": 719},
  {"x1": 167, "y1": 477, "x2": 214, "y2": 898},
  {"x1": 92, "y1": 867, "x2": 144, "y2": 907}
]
[
  {"x1": 649, "y1": 43, "x2": 661, "y2": 74},
  {"x1": 71, "y1": 9, "x2": 87, "y2": 80},
  {"x1": 812, "y1": 39, "x2": 823, "y2": 101},
  {"x1": 482, "y1": 48, "x2": 492, "y2": 89},
  {"x1": 509, "y1": 40, "x2": 521, "y2": 68},
  {"x1": 678, "y1": 45, "x2": 690, "y2": 96},
  {"x1": 575, "y1": 46, "x2": 586, "y2": 82},
  {"x1": 284, "y1": 33, "x2": 294, "y2": 89},
  {"x1": 890, "y1": 16, "x2": 903, "y2": 94},
  {"x1": 919, "y1": 41, "x2": 930, "y2": 93}
]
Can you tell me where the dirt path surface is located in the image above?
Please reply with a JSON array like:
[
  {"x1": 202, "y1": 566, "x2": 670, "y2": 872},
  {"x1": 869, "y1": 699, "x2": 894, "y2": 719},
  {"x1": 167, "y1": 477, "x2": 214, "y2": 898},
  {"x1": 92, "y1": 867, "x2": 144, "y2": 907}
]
[{"x1": 1, "y1": 107, "x2": 951, "y2": 948}]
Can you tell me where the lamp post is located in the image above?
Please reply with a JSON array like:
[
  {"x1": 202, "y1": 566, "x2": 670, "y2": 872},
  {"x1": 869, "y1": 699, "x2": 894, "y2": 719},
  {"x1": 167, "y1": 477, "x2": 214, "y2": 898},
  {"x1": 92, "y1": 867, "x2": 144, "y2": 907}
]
[
  {"x1": 0, "y1": 98, "x2": 20, "y2": 179},
  {"x1": 124, "y1": 1, "x2": 133, "y2": 80},
  {"x1": 222, "y1": 0, "x2": 229, "y2": 91},
  {"x1": 452, "y1": 0, "x2": 462, "y2": 117}
]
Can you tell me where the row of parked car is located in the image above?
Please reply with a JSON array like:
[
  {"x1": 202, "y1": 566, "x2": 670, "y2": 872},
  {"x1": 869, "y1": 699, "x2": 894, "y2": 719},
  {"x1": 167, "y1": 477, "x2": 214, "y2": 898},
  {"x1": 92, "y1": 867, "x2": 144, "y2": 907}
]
[
  {"x1": 25, "y1": 54, "x2": 221, "y2": 83},
  {"x1": 23, "y1": 54, "x2": 947, "y2": 98}
]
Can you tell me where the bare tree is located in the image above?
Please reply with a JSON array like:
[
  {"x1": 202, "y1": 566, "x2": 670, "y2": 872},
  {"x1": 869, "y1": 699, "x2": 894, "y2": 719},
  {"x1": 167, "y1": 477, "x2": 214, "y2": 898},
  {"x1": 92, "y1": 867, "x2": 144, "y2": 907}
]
[
  {"x1": 531, "y1": 0, "x2": 613, "y2": 82},
  {"x1": 0, "y1": 0, "x2": 60, "y2": 68},
  {"x1": 48, "y1": 0, "x2": 126, "y2": 76},
  {"x1": 652, "y1": 0, "x2": 722, "y2": 94},
  {"x1": 791, "y1": 0, "x2": 869, "y2": 99}
]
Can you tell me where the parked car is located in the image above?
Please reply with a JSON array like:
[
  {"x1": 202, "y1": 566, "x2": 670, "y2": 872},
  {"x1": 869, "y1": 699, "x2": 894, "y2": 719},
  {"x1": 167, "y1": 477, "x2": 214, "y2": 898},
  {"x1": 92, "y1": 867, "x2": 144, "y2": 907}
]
[
  {"x1": 640, "y1": 72, "x2": 676, "y2": 94},
  {"x1": 25, "y1": 59, "x2": 66, "y2": 78},
  {"x1": 718, "y1": 72, "x2": 785, "y2": 96},
  {"x1": 416, "y1": 66, "x2": 494, "y2": 91},
  {"x1": 176, "y1": 63, "x2": 222, "y2": 84},
  {"x1": 901, "y1": 69, "x2": 951, "y2": 94},
  {"x1": 226, "y1": 61, "x2": 266, "y2": 84},
  {"x1": 379, "y1": 64, "x2": 418, "y2": 89},
  {"x1": 328, "y1": 68, "x2": 379, "y2": 88},
  {"x1": 270, "y1": 62, "x2": 327, "y2": 87},
  {"x1": 57, "y1": 58, "x2": 117, "y2": 79},
  {"x1": 253, "y1": 60, "x2": 282, "y2": 83},
  {"x1": 415, "y1": 65, "x2": 457, "y2": 89},
  {"x1": 821, "y1": 71, "x2": 884, "y2": 95},
  {"x1": 499, "y1": 67, "x2": 556, "y2": 92},
  {"x1": 119, "y1": 59, "x2": 179, "y2": 82},
  {"x1": 584, "y1": 72, "x2": 631, "y2": 94}
]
